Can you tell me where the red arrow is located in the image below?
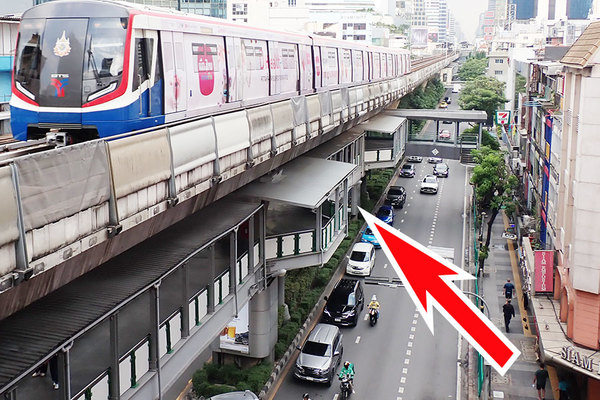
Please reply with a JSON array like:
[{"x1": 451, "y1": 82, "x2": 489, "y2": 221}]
[{"x1": 359, "y1": 207, "x2": 520, "y2": 375}]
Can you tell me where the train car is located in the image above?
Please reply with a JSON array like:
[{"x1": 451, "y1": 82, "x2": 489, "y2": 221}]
[{"x1": 10, "y1": 0, "x2": 410, "y2": 143}]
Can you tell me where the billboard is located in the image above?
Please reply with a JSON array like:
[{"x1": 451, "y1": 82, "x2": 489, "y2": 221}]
[
  {"x1": 411, "y1": 27, "x2": 428, "y2": 48},
  {"x1": 534, "y1": 250, "x2": 554, "y2": 293}
]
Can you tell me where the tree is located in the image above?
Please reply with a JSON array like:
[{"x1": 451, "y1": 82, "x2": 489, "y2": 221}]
[
  {"x1": 459, "y1": 76, "x2": 507, "y2": 125},
  {"x1": 457, "y1": 57, "x2": 487, "y2": 81},
  {"x1": 470, "y1": 146, "x2": 518, "y2": 273}
]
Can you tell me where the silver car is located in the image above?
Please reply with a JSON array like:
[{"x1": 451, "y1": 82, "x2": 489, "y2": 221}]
[
  {"x1": 295, "y1": 323, "x2": 343, "y2": 386},
  {"x1": 207, "y1": 391, "x2": 259, "y2": 399}
]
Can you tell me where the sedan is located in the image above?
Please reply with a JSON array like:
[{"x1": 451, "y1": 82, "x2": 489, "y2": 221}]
[
  {"x1": 439, "y1": 129, "x2": 451, "y2": 139},
  {"x1": 376, "y1": 205, "x2": 395, "y2": 225},
  {"x1": 385, "y1": 186, "x2": 407, "y2": 208},
  {"x1": 399, "y1": 163, "x2": 415, "y2": 177},
  {"x1": 346, "y1": 242, "x2": 376, "y2": 276},
  {"x1": 361, "y1": 227, "x2": 380, "y2": 248},
  {"x1": 433, "y1": 162, "x2": 449, "y2": 177},
  {"x1": 420, "y1": 174, "x2": 439, "y2": 194},
  {"x1": 407, "y1": 155, "x2": 423, "y2": 163},
  {"x1": 439, "y1": 101, "x2": 448, "y2": 109},
  {"x1": 428, "y1": 157, "x2": 443, "y2": 164}
]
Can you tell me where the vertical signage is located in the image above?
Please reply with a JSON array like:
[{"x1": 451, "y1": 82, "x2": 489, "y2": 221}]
[{"x1": 534, "y1": 250, "x2": 554, "y2": 293}]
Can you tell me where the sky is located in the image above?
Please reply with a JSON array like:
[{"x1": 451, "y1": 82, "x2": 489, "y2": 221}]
[{"x1": 447, "y1": 0, "x2": 488, "y2": 41}]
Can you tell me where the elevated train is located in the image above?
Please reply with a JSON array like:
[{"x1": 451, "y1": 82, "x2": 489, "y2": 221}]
[{"x1": 11, "y1": 0, "x2": 411, "y2": 143}]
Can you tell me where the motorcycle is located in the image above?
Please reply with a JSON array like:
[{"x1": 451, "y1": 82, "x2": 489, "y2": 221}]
[
  {"x1": 369, "y1": 308, "x2": 379, "y2": 326},
  {"x1": 339, "y1": 374, "x2": 352, "y2": 399}
]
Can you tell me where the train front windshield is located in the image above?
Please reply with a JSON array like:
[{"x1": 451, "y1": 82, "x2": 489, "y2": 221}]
[{"x1": 14, "y1": 17, "x2": 127, "y2": 107}]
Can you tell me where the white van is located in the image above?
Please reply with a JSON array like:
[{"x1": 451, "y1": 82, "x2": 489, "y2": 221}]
[{"x1": 452, "y1": 83, "x2": 461, "y2": 93}]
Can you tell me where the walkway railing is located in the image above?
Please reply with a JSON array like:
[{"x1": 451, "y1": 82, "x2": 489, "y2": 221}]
[{"x1": 266, "y1": 229, "x2": 316, "y2": 259}]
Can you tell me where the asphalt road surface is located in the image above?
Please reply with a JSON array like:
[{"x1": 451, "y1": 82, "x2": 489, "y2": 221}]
[{"x1": 272, "y1": 159, "x2": 469, "y2": 400}]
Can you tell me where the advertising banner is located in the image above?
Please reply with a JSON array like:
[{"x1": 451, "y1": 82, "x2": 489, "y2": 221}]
[
  {"x1": 534, "y1": 250, "x2": 554, "y2": 293},
  {"x1": 411, "y1": 27, "x2": 428, "y2": 48}
]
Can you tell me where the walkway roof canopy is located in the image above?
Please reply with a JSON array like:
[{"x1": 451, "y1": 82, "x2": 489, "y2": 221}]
[
  {"x1": 386, "y1": 109, "x2": 488, "y2": 123},
  {"x1": 240, "y1": 157, "x2": 357, "y2": 209},
  {"x1": 359, "y1": 114, "x2": 406, "y2": 133}
]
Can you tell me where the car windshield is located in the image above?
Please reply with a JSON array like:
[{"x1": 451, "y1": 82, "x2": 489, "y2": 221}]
[
  {"x1": 402, "y1": 165, "x2": 412, "y2": 170},
  {"x1": 350, "y1": 250, "x2": 369, "y2": 262},
  {"x1": 329, "y1": 290, "x2": 355, "y2": 307},
  {"x1": 425, "y1": 176, "x2": 437, "y2": 183},
  {"x1": 376, "y1": 208, "x2": 391, "y2": 218},
  {"x1": 302, "y1": 341, "x2": 331, "y2": 357},
  {"x1": 436, "y1": 164, "x2": 448, "y2": 171},
  {"x1": 388, "y1": 188, "x2": 404, "y2": 195}
]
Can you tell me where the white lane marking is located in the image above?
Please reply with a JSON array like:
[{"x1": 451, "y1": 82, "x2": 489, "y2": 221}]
[
  {"x1": 355, "y1": 336, "x2": 361, "y2": 344},
  {"x1": 410, "y1": 197, "x2": 413, "y2": 200},
  {"x1": 406, "y1": 203, "x2": 410, "y2": 207},
  {"x1": 333, "y1": 394, "x2": 339, "y2": 400},
  {"x1": 429, "y1": 240, "x2": 433, "y2": 244},
  {"x1": 408, "y1": 341, "x2": 413, "y2": 347},
  {"x1": 412, "y1": 319, "x2": 418, "y2": 324},
  {"x1": 402, "y1": 368, "x2": 408, "y2": 374},
  {"x1": 384, "y1": 263, "x2": 388, "y2": 269},
  {"x1": 401, "y1": 219, "x2": 404, "y2": 223},
  {"x1": 413, "y1": 313, "x2": 419, "y2": 318},
  {"x1": 399, "y1": 386, "x2": 405, "y2": 393},
  {"x1": 364, "y1": 313, "x2": 369, "y2": 321},
  {"x1": 409, "y1": 334, "x2": 414, "y2": 340},
  {"x1": 404, "y1": 211, "x2": 408, "y2": 214},
  {"x1": 406, "y1": 349, "x2": 412, "y2": 356},
  {"x1": 411, "y1": 326, "x2": 416, "y2": 331},
  {"x1": 404, "y1": 358, "x2": 410, "y2": 365},
  {"x1": 400, "y1": 377, "x2": 407, "y2": 384},
  {"x1": 397, "y1": 397, "x2": 403, "y2": 400}
]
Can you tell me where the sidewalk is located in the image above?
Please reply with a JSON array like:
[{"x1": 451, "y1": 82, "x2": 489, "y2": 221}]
[{"x1": 477, "y1": 211, "x2": 557, "y2": 400}]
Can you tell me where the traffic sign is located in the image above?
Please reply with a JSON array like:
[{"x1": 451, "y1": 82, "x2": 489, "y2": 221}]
[
  {"x1": 359, "y1": 207, "x2": 521, "y2": 376},
  {"x1": 496, "y1": 111, "x2": 510, "y2": 125}
]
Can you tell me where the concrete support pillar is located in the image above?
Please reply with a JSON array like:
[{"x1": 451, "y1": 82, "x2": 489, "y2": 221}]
[
  {"x1": 180, "y1": 264, "x2": 190, "y2": 338},
  {"x1": 455, "y1": 122, "x2": 460, "y2": 145},
  {"x1": 278, "y1": 274, "x2": 285, "y2": 307},
  {"x1": 149, "y1": 285, "x2": 160, "y2": 371},
  {"x1": 478, "y1": 124, "x2": 483, "y2": 149},
  {"x1": 249, "y1": 283, "x2": 277, "y2": 359},
  {"x1": 57, "y1": 349, "x2": 71, "y2": 400},
  {"x1": 229, "y1": 229, "x2": 239, "y2": 316},
  {"x1": 435, "y1": 120, "x2": 439, "y2": 143},
  {"x1": 351, "y1": 183, "x2": 361, "y2": 218},
  {"x1": 108, "y1": 314, "x2": 119, "y2": 400},
  {"x1": 334, "y1": 185, "x2": 340, "y2": 233},
  {"x1": 259, "y1": 206, "x2": 267, "y2": 287}
]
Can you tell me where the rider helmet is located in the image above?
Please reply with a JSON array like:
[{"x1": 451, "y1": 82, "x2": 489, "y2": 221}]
[
  {"x1": 371, "y1": 295, "x2": 377, "y2": 301},
  {"x1": 344, "y1": 361, "x2": 350, "y2": 368},
  {"x1": 302, "y1": 394, "x2": 310, "y2": 399}
]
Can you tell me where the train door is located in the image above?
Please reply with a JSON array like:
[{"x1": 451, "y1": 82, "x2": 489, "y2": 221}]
[
  {"x1": 133, "y1": 29, "x2": 161, "y2": 121},
  {"x1": 161, "y1": 31, "x2": 187, "y2": 114}
]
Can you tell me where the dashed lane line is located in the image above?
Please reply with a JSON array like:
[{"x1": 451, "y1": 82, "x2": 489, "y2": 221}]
[{"x1": 355, "y1": 336, "x2": 361, "y2": 344}]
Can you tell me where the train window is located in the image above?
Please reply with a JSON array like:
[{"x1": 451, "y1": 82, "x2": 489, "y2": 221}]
[
  {"x1": 205, "y1": 44, "x2": 218, "y2": 56},
  {"x1": 83, "y1": 17, "x2": 127, "y2": 103},
  {"x1": 13, "y1": 18, "x2": 43, "y2": 99},
  {"x1": 192, "y1": 43, "x2": 205, "y2": 55},
  {"x1": 132, "y1": 38, "x2": 153, "y2": 92}
]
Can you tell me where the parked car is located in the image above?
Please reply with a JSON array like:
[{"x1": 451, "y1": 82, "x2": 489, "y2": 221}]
[
  {"x1": 346, "y1": 242, "x2": 376, "y2": 276},
  {"x1": 433, "y1": 162, "x2": 449, "y2": 177},
  {"x1": 294, "y1": 323, "x2": 343, "y2": 386},
  {"x1": 376, "y1": 205, "x2": 395, "y2": 225},
  {"x1": 361, "y1": 227, "x2": 380, "y2": 248},
  {"x1": 400, "y1": 163, "x2": 416, "y2": 177},
  {"x1": 208, "y1": 391, "x2": 259, "y2": 400},
  {"x1": 322, "y1": 278, "x2": 365, "y2": 327},
  {"x1": 442, "y1": 120, "x2": 452, "y2": 124},
  {"x1": 407, "y1": 155, "x2": 423, "y2": 163},
  {"x1": 438, "y1": 129, "x2": 451, "y2": 139},
  {"x1": 420, "y1": 174, "x2": 439, "y2": 194},
  {"x1": 428, "y1": 157, "x2": 443, "y2": 164},
  {"x1": 385, "y1": 185, "x2": 406, "y2": 208}
]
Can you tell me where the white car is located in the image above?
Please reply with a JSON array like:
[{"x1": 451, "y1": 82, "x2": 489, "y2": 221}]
[
  {"x1": 428, "y1": 157, "x2": 443, "y2": 164},
  {"x1": 407, "y1": 155, "x2": 423, "y2": 163},
  {"x1": 346, "y1": 242, "x2": 376, "y2": 276},
  {"x1": 420, "y1": 174, "x2": 439, "y2": 194}
]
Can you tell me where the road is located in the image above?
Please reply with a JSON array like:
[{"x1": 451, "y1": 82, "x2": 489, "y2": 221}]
[
  {"x1": 417, "y1": 89, "x2": 470, "y2": 143},
  {"x1": 273, "y1": 158, "x2": 469, "y2": 400}
]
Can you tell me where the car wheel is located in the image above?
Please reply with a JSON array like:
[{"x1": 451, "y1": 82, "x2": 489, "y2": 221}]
[{"x1": 327, "y1": 371, "x2": 333, "y2": 387}]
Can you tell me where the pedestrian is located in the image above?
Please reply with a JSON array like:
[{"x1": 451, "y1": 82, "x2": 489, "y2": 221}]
[
  {"x1": 49, "y1": 354, "x2": 59, "y2": 390},
  {"x1": 533, "y1": 362, "x2": 549, "y2": 400},
  {"x1": 504, "y1": 279, "x2": 515, "y2": 299},
  {"x1": 502, "y1": 299, "x2": 515, "y2": 333},
  {"x1": 32, "y1": 361, "x2": 48, "y2": 377}
]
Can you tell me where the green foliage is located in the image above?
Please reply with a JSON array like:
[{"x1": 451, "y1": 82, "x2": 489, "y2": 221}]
[
  {"x1": 470, "y1": 146, "x2": 518, "y2": 213},
  {"x1": 398, "y1": 78, "x2": 445, "y2": 110},
  {"x1": 192, "y1": 361, "x2": 273, "y2": 397},
  {"x1": 459, "y1": 76, "x2": 507, "y2": 125},
  {"x1": 482, "y1": 129, "x2": 500, "y2": 150},
  {"x1": 458, "y1": 57, "x2": 487, "y2": 81}
]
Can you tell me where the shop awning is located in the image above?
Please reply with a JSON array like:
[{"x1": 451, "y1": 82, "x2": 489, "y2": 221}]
[{"x1": 239, "y1": 156, "x2": 357, "y2": 209}]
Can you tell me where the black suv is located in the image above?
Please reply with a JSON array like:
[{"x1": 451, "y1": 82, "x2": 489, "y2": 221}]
[
  {"x1": 385, "y1": 185, "x2": 406, "y2": 208},
  {"x1": 322, "y1": 278, "x2": 365, "y2": 326}
]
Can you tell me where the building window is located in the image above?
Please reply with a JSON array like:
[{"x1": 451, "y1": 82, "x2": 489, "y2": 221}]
[
  {"x1": 495, "y1": 70, "x2": 503, "y2": 75},
  {"x1": 354, "y1": 35, "x2": 366, "y2": 40},
  {"x1": 355, "y1": 23, "x2": 366, "y2": 30},
  {"x1": 495, "y1": 59, "x2": 504, "y2": 64},
  {"x1": 232, "y1": 3, "x2": 248, "y2": 15}
]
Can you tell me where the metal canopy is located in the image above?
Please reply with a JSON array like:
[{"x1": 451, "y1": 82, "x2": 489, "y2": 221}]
[
  {"x1": 386, "y1": 109, "x2": 488, "y2": 123},
  {"x1": 359, "y1": 114, "x2": 406, "y2": 133},
  {"x1": 240, "y1": 157, "x2": 357, "y2": 209}
]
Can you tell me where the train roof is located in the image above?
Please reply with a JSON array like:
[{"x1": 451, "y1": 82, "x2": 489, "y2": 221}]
[{"x1": 21, "y1": 0, "x2": 408, "y2": 55}]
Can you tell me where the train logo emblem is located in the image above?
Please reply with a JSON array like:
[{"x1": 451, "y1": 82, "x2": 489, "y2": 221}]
[
  {"x1": 50, "y1": 74, "x2": 69, "y2": 97},
  {"x1": 53, "y1": 31, "x2": 71, "y2": 57}
]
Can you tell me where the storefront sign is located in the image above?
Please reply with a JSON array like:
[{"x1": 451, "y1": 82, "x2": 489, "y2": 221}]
[
  {"x1": 561, "y1": 346, "x2": 595, "y2": 372},
  {"x1": 534, "y1": 250, "x2": 554, "y2": 293}
]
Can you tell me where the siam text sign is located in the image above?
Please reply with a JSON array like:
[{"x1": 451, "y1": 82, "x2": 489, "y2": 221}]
[{"x1": 534, "y1": 250, "x2": 554, "y2": 293}]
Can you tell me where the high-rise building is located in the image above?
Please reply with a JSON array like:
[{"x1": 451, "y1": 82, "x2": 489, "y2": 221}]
[
  {"x1": 510, "y1": 0, "x2": 537, "y2": 19},
  {"x1": 567, "y1": 0, "x2": 593, "y2": 18}
]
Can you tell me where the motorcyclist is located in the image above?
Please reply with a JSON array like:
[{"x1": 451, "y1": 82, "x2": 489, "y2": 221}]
[
  {"x1": 339, "y1": 361, "x2": 355, "y2": 393},
  {"x1": 302, "y1": 393, "x2": 311, "y2": 400},
  {"x1": 368, "y1": 295, "x2": 380, "y2": 319}
]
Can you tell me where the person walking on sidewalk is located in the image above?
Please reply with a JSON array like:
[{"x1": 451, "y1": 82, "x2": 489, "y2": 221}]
[
  {"x1": 533, "y1": 362, "x2": 549, "y2": 400},
  {"x1": 502, "y1": 299, "x2": 515, "y2": 333},
  {"x1": 504, "y1": 279, "x2": 515, "y2": 299}
]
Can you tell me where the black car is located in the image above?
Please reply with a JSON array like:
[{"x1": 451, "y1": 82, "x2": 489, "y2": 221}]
[
  {"x1": 444, "y1": 96, "x2": 452, "y2": 104},
  {"x1": 322, "y1": 279, "x2": 365, "y2": 327},
  {"x1": 385, "y1": 185, "x2": 406, "y2": 208},
  {"x1": 433, "y1": 162, "x2": 449, "y2": 177},
  {"x1": 399, "y1": 163, "x2": 415, "y2": 177}
]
